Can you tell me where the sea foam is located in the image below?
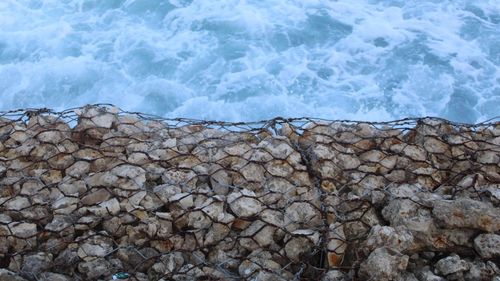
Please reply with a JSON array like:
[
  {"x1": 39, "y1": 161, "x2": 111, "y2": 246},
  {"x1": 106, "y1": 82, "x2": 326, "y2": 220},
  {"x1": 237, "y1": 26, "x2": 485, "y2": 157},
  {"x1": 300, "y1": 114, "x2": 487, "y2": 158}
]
[{"x1": 0, "y1": 0, "x2": 498, "y2": 122}]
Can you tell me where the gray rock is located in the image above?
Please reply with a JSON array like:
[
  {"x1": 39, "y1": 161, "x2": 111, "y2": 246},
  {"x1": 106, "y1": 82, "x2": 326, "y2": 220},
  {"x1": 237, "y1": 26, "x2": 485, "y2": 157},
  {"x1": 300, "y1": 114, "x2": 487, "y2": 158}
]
[
  {"x1": 414, "y1": 266, "x2": 445, "y2": 281},
  {"x1": 77, "y1": 257, "x2": 112, "y2": 280},
  {"x1": 228, "y1": 189, "x2": 263, "y2": 218},
  {"x1": 366, "y1": 225, "x2": 414, "y2": 253},
  {"x1": 474, "y1": 233, "x2": 500, "y2": 259},
  {"x1": 434, "y1": 254, "x2": 469, "y2": 276},
  {"x1": 358, "y1": 247, "x2": 409, "y2": 280},
  {"x1": 465, "y1": 260, "x2": 500, "y2": 281},
  {"x1": 39, "y1": 272, "x2": 72, "y2": 281},
  {"x1": 21, "y1": 252, "x2": 53, "y2": 275},
  {"x1": 80, "y1": 189, "x2": 111, "y2": 206},
  {"x1": 0, "y1": 269, "x2": 28, "y2": 281},
  {"x1": 77, "y1": 235, "x2": 114, "y2": 259},
  {"x1": 322, "y1": 270, "x2": 345, "y2": 281},
  {"x1": 432, "y1": 198, "x2": 500, "y2": 232}
]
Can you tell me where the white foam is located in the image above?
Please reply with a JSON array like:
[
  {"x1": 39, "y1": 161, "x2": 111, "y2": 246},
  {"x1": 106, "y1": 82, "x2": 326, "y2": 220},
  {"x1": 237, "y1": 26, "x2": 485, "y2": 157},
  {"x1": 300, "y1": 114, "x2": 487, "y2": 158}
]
[{"x1": 0, "y1": 0, "x2": 498, "y2": 123}]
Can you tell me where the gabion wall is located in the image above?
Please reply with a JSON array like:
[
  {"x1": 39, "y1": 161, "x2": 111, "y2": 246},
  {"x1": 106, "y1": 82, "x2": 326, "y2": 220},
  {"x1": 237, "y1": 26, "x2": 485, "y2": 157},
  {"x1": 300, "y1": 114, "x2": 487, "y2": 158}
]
[{"x1": 0, "y1": 105, "x2": 498, "y2": 281}]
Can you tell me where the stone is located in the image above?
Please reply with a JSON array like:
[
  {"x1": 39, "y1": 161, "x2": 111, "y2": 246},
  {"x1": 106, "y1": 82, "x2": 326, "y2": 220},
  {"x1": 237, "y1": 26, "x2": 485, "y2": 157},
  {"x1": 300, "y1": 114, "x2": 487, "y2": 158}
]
[
  {"x1": 65, "y1": 161, "x2": 90, "y2": 178},
  {"x1": 414, "y1": 266, "x2": 445, "y2": 281},
  {"x1": 169, "y1": 192, "x2": 194, "y2": 209},
  {"x1": 284, "y1": 201, "x2": 321, "y2": 229},
  {"x1": 327, "y1": 223, "x2": 347, "y2": 268},
  {"x1": 365, "y1": 225, "x2": 414, "y2": 253},
  {"x1": 228, "y1": 190, "x2": 263, "y2": 218},
  {"x1": 9, "y1": 222, "x2": 37, "y2": 238},
  {"x1": 5, "y1": 197, "x2": 30, "y2": 211},
  {"x1": 77, "y1": 235, "x2": 114, "y2": 259},
  {"x1": 45, "y1": 215, "x2": 73, "y2": 232},
  {"x1": 52, "y1": 197, "x2": 79, "y2": 214},
  {"x1": 402, "y1": 145, "x2": 427, "y2": 161},
  {"x1": 432, "y1": 198, "x2": 500, "y2": 232},
  {"x1": 0, "y1": 269, "x2": 28, "y2": 281},
  {"x1": 284, "y1": 230, "x2": 320, "y2": 262},
  {"x1": 110, "y1": 164, "x2": 147, "y2": 190},
  {"x1": 321, "y1": 270, "x2": 345, "y2": 281},
  {"x1": 424, "y1": 138, "x2": 449, "y2": 154},
  {"x1": 81, "y1": 189, "x2": 111, "y2": 205},
  {"x1": 474, "y1": 234, "x2": 500, "y2": 259},
  {"x1": 434, "y1": 254, "x2": 470, "y2": 276},
  {"x1": 358, "y1": 247, "x2": 409, "y2": 280},
  {"x1": 77, "y1": 258, "x2": 112, "y2": 280},
  {"x1": 20, "y1": 180, "x2": 44, "y2": 195},
  {"x1": 39, "y1": 272, "x2": 72, "y2": 281},
  {"x1": 240, "y1": 163, "x2": 265, "y2": 182},
  {"x1": 465, "y1": 260, "x2": 500, "y2": 281},
  {"x1": 21, "y1": 252, "x2": 53, "y2": 275},
  {"x1": 58, "y1": 179, "x2": 87, "y2": 196},
  {"x1": 88, "y1": 198, "x2": 120, "y2": 217}
]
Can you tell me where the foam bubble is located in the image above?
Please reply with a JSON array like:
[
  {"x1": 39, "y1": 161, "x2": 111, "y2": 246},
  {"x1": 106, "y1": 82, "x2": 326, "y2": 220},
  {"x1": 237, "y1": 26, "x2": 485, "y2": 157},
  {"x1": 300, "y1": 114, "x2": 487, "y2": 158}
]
[{"x1": 0, "y1": 0, "x2": 498, "y2": 123}]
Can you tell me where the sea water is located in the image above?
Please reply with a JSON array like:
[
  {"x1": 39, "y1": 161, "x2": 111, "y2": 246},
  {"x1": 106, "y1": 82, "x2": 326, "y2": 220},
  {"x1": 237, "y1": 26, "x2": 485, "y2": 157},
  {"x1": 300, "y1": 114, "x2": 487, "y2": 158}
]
[{"x1": 0, "y1": 0, "x2": 499, "y2": 123}]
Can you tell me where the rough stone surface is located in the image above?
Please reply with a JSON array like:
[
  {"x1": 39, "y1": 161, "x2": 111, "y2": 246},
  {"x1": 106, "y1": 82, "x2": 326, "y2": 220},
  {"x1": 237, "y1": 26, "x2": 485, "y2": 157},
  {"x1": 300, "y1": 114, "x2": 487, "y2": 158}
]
[
  {"x1": 435, "y1": 254, "x2": 470, "y2": 276},
  {"x1": 358, "y1": 247, "x2": 409, "y2": 280},
  {"x1": 0, "y1": 106, "x2": 498, "y2": 280},
  {"x1": 474, "y1": 234, "x2": 500, "y2": 259}
]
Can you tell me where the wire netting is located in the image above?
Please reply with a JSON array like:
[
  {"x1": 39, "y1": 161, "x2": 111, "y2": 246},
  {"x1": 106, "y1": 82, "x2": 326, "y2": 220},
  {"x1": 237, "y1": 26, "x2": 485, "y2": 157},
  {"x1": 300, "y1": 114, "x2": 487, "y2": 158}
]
[{"x1": 0, "y1": 104, "x2": 499, "y2": 280}]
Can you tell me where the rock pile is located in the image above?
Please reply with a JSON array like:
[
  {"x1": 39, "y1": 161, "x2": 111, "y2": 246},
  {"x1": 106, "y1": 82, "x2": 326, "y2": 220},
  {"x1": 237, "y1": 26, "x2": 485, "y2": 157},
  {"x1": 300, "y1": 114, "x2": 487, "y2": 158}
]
[{"x1": 0, "y1": 105, "x2": 498, "y2": 280}]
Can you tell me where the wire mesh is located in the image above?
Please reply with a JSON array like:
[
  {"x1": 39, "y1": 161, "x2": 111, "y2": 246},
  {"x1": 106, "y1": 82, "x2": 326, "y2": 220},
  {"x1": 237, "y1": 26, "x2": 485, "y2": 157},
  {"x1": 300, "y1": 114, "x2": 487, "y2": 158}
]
[{"x1": 0, "y1": 104, "x2": 499, "y2": 280}]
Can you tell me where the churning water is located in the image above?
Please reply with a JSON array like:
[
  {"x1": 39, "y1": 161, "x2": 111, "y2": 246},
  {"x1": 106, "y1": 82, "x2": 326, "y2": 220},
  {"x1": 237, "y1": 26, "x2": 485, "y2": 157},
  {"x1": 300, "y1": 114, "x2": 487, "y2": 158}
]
[{"x1": 0, "y1": 0, "x2": 499, "y2": 122}]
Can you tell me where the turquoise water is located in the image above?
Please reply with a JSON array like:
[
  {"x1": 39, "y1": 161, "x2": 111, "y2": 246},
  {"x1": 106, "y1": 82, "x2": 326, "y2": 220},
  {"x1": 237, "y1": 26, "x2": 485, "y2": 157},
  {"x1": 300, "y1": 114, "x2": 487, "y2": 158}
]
[{"x1": 0, "y1": 0, "x2": 499, "y2": 122}]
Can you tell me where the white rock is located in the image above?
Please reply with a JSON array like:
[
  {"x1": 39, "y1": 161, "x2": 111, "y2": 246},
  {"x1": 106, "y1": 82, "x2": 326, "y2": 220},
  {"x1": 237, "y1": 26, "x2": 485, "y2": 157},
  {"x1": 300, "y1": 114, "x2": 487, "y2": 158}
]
[
  {"x1": 88, "y1": 198, "x2": 120, "y2": 216},
  {"x1": 228, "y1": 190, "x2": 263, "y2": 218},
  {"x1": 5, "y1": 197, "x2": 30, "y2": 211},
  {"x1": 474, "y1": 234, "x2": 500, "y2": 259},
  {"x1": 65, "y1": 161, "x2": 90, "y2": 178}
]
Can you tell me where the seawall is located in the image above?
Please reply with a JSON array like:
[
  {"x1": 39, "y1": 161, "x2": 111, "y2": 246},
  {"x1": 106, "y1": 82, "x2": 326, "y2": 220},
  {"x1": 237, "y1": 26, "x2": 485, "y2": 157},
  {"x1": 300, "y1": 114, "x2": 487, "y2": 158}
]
[{"x1": 0, "y1": 105, "x2": 499, "y2": 280}]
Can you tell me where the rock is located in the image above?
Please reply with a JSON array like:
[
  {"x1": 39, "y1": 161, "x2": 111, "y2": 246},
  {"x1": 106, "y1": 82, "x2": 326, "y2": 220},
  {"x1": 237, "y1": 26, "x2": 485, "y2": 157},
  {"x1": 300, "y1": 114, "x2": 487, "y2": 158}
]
[
  {"x1": 402, "y1": 145, "x2": 427, "y2": 161},
  {"x1": 474, "y1": 234, "x2": 500, "y2": 259},
  {"x1": 5, "y1": 197, "x2": 30, "y2": 211},
  {"x1": 434, "y1": 254, "x2": 469, "y2": 276},
  {"x1": 169, "y1": 192, "x2": 194, "y2": 209},
  {"x1": 284, "y1": 201, "x2": 321, "y2": 230},
  {"x1": 77, "y1": 257, "x2": 112, "y2": 280},
  {"x1": 65, "y1": 161, "x2": 90, "y2": 178},
  {"x1": 88, "y1": 198, "x2": 120, "y2": 216},
  {"x1": 381, "y1": 199, "x2": 436, "y2": 250},
  {"x1": 77, "y1": 235, "x2": 114, "y2": 259},
  {"x1": 465, "y1": 260, "x2": 500, "y2": 281},
  {"x1": 327, "y1": 222, "x2": 347, "y2": 268},
  {"x1": 53, "y1": 245, "x2": 79, "y2": 273},
  {"x1": 117, "y1": 247, "x2": 158, "y2": 271},
  {"x1": 240, "y1": 163, "x2": 265, "y2": 182},
  {"x1": 432, "y1": 198, "x2": 500, "y2": 232},
  {"x1": 414, "y1": 266, "x2": 446, "y2": 281},
  {"x1": 81, "y1": 189, "x2": 111, "y2": 205},
  {"x1": 52, "y1": 197, "x2": 79, "y2": 214},
  {"x1": 9, "y1": 222, "x2": 37, "y2": 238},
  {"x1": 321, "y1": 270, "x2": 345, "y2": 281},
  {"x1": 20, "y1": 180, "x2": 44, "y2": 195},
  {"x1": 284, "y1": 230, "x2": 320, "y2": 262},
  {"x1": 39, "y1": 272, "x2": 72, "y2": 281},
  {"x1": 365, "y1": 225, "x2": 414, "y2": 253},
  {"x1": 58, "y1": 179, "x2": 87, "y2": 196},
  {"x1": 45, "y1": 215, "x2": 73, "y2": 232},
  {"x1": 21, "y1": 252, "x2": 53, "y2": 275},
  {"x1": 228, "y1": 190, "x2": 263, "y2": 218},
  {"x1": 358, "y1": 247, "x2": 409, "y2": 280},
  {"x1": 0, "y1": 269, "x2": 28, "y2": 281},
  {"x1": 110, "y1": 165, "x2": 147, "y2": 190}
]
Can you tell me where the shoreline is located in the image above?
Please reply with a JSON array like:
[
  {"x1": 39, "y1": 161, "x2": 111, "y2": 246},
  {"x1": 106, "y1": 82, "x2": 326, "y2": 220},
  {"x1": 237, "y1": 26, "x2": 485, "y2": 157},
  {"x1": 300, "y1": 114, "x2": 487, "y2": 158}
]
[{"x1": 0, "y1": 105, "x2": 499, "y2": 280}]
